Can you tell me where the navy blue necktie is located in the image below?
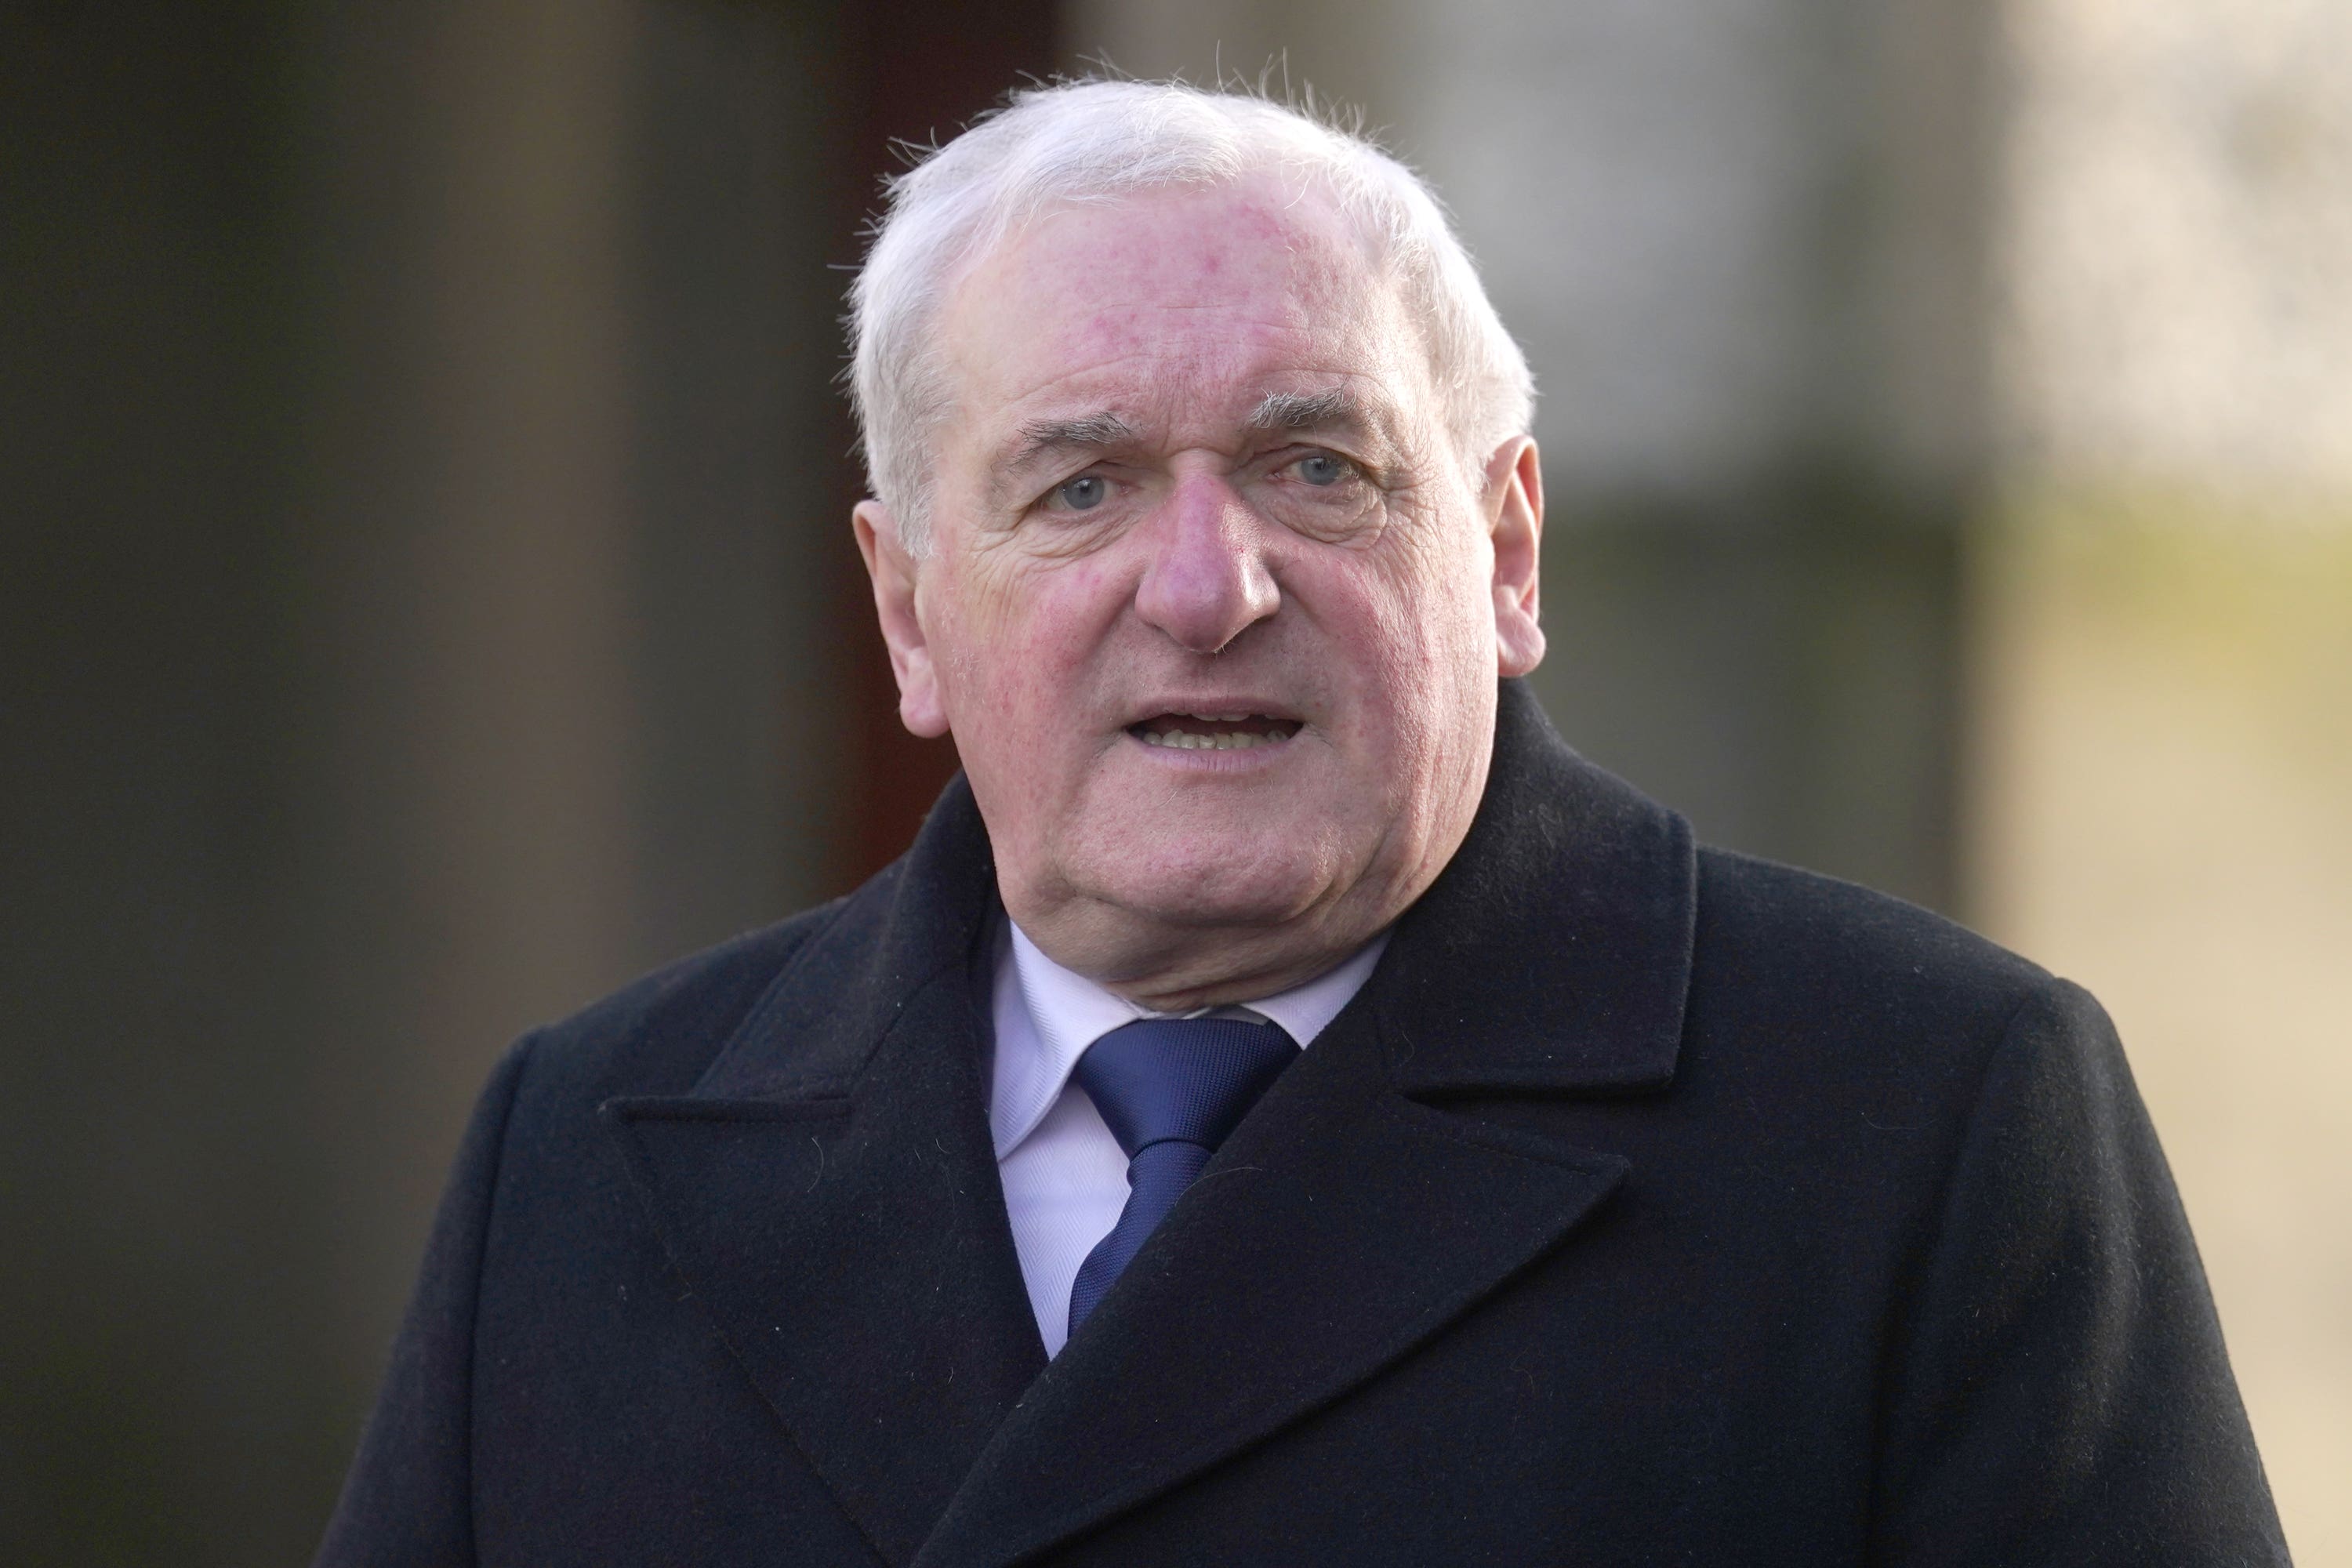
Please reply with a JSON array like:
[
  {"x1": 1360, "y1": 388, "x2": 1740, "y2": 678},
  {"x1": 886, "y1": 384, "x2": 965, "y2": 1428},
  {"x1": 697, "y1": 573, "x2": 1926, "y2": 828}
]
[{"x1": 1065, "y1": 1015, "x2": 1299, "y2": 1338}]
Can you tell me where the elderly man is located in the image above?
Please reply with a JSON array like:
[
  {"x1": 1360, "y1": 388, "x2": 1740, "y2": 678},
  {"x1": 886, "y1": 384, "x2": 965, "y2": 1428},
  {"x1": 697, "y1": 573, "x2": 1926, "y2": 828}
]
[{"x1": 319, "y1": 82, "x2": 2283, "y2": 1566}]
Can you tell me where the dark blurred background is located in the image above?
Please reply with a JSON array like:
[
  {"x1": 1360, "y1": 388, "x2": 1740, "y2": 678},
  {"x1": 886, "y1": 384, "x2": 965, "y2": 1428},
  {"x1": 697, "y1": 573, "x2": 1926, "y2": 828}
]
[{"x1": 5, "y1": 2, "x2": 2347, "y2": 1561}]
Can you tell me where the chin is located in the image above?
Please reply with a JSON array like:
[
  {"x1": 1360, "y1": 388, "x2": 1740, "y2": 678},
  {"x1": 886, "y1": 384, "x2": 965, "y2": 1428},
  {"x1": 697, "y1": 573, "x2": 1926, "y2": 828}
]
[{"x1": 1083, "y1": 832, "x2": 1343, "y2": 932}]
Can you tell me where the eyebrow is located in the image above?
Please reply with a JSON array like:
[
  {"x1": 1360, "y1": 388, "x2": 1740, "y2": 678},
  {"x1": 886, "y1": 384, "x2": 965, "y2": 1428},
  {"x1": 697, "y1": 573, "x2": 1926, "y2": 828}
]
[
  {"x1": 1004, "y1": 389, "x2": 1367, "y2": 466},
  {"x1": 1003, "y1": 412, "x2": 1140, "y2": 474},
  {"x1": 1246, "y1": 387, "x2": 1370, "y2": 436}
]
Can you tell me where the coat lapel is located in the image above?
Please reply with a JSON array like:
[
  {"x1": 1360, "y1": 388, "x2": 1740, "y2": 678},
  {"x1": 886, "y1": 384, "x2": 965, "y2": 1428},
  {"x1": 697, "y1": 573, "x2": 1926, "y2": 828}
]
[
  {"x1": 913, "y1": 682, "x2": 1698, "y2": 1568},
  {"x1": 602, "y1": 779, "x2": 1047, "y2": 1566}
]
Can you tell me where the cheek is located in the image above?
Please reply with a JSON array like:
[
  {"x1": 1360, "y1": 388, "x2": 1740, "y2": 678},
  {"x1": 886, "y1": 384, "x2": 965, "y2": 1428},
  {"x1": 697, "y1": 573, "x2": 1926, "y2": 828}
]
[
  {"x1": 1361, "y1": 524, "x2": 1497, "y2": 686},
  {"x1": 1316, "y1": 526, "x2": 1498, "y2": 785},
  {"x1": 931, "y1": 550, "x2": 1128, "y2": 733}
]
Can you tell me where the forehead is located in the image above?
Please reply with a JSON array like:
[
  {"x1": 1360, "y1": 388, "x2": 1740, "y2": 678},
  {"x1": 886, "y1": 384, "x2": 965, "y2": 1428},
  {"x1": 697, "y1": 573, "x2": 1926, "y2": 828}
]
[{"x1": 937, "y1": 177, "x2": 1429, "y2": 445}]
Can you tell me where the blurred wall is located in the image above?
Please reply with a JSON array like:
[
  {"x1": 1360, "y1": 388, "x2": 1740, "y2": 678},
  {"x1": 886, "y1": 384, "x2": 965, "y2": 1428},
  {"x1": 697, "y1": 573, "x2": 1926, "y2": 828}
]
[
  {"x1": 292, "y1": 0, "x2": 856, "y2": 1414},
  {"x1": 5, "y1": 9, "x2": 343, "y2": 1555},
  {"x1": 1974, "y1": 0, "x2": 2352, "y2": 1556},
  {"x1": 2, "y1": 1, "x2": 1040, "y2": 1559}
]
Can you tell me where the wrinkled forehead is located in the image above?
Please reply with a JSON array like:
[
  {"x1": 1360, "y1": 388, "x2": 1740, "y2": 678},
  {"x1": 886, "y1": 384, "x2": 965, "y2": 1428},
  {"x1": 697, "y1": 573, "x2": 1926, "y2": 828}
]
[{"x1": 934, "y1": 176, "x2": 1435, "y2": 450}]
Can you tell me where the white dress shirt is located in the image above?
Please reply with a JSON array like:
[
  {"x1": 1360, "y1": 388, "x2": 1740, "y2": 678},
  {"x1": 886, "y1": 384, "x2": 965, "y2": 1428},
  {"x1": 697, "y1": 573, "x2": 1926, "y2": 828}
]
[{"x1": 989, "y1": 920, "x2": 1390, "y2": 1356}]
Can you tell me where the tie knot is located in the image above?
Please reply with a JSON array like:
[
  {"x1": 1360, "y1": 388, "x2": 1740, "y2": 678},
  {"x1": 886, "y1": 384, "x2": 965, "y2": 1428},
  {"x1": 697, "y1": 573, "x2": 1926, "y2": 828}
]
[{"x1": 1071, "y1": 1015, "x2": 1298, "y2": 1159}]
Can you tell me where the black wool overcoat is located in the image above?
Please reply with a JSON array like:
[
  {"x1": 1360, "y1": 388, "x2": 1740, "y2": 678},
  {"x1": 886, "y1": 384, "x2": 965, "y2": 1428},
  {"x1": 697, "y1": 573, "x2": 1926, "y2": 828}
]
[{"x1": 318, "y1": 681, "x2": 2287, "y2": 1566}]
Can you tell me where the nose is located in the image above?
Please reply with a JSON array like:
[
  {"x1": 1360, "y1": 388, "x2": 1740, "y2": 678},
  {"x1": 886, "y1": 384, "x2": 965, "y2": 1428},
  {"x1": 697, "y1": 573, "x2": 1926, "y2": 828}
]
[{"x1": 1131, "y1": 474, "x2": 1280, "y2": 653}]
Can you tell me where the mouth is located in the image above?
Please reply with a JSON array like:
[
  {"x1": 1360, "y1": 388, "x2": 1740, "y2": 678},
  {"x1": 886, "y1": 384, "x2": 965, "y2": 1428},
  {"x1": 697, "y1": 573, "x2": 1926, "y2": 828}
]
[{"x1": 1126, "y1": 710, "x2": 1303, "y2": 753}]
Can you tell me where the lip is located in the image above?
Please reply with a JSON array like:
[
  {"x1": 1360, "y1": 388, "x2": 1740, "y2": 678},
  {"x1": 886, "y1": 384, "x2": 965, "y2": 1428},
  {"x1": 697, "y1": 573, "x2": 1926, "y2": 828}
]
[
  {"x1": 1122, "y1": 728, "x2": 1300, "y2": 768},
  {"x1": 1119, "y1": 697, "x2": 1305, "y2": 729}
]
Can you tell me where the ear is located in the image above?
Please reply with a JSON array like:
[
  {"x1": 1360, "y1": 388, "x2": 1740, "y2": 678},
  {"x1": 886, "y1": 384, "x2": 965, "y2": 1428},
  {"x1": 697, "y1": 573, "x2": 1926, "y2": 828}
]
[
  {"x1": 852, "y1": 499, "x2": 950, "y2": 739},
  {"x1": 1483, "y1": 436, "x2": 1545, "y2": 677}
]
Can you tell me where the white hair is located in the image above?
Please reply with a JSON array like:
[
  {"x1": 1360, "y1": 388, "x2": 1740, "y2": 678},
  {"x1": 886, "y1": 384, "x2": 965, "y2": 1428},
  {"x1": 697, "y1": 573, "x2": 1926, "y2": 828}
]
[{"x1": 847, "y1": 78, "x2": 1536, "y2": 553}]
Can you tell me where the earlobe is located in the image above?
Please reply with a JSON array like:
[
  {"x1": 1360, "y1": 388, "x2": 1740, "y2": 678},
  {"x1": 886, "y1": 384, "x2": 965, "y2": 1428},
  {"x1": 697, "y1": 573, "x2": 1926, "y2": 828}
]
[
  {"x1": 852, "y1": 500, "x2": 951, "y2": 739},
  {"x1": 1485, "y1": 438, "x2": 1545, "y2": 677}
]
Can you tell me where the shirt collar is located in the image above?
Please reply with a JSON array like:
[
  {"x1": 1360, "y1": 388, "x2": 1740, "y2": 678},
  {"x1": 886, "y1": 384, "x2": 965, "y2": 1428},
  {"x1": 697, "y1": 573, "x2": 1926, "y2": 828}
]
[{"x1": 989, "y1": 918, "x2": 1390, "y2": 1159}]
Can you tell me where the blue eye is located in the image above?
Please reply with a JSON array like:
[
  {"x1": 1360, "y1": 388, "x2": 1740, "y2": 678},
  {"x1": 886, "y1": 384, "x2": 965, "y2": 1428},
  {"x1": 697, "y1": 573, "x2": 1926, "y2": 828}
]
[
  {"x1": 1054, "y1": 475, "x2": 1108, "y2": 510},
  {"x1": 1295, "y1": 453, "x2": 1350, "y2": 486}
]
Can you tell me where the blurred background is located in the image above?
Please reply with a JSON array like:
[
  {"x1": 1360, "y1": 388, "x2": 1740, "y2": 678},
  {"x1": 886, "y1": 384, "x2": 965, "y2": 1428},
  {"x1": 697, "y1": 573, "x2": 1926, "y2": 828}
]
[{"x1": 3, "y1": 0, "x2": 2345, "y2": 1559}]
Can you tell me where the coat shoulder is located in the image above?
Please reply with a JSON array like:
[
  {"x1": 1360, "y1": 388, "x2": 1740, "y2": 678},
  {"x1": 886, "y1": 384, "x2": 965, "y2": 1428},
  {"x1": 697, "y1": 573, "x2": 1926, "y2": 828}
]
[
  {"x1": 1694, "y1": 844, "x2": 2050, "y2": 1012},
  {"x1": 1683, "y1": 846, "x2": 2070, "y2": 1112}
]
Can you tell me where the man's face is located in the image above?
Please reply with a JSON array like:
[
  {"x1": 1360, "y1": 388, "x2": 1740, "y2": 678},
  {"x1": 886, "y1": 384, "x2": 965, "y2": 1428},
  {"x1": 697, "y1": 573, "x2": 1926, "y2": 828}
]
[{"x1": 858, "y1": 176, "x2": 1543, "y2": 1007}]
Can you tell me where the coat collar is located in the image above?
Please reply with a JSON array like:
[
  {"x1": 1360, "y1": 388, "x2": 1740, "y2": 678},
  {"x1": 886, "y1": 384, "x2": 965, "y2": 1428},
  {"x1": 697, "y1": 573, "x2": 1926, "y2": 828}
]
[
  {"x1": 602, "y1": 776, "x2": 1034, "y2": 1566},
  {"x1": 1381, "y1": 677, "x2": 1693, "y2": 1095},
  {"x1": 604, "y1": 681, "x2": 1696, "y2": 1566}
]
